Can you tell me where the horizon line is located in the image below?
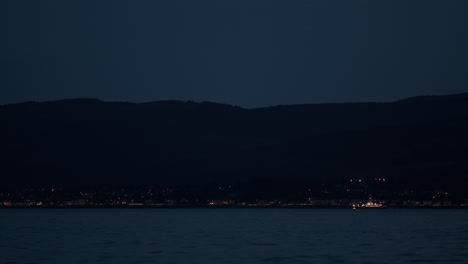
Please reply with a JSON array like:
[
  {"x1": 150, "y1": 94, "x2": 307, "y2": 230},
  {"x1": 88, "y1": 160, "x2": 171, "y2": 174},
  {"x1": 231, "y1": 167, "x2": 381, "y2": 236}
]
[{"x1": 1, "y1": 91, "x2": 467, "y2": 109}]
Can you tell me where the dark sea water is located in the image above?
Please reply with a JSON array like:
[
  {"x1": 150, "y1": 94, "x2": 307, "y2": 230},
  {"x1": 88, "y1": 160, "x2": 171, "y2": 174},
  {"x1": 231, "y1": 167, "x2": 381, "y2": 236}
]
[{"x1": 1, "y1": 209, "x2": 468, "y2": 264}]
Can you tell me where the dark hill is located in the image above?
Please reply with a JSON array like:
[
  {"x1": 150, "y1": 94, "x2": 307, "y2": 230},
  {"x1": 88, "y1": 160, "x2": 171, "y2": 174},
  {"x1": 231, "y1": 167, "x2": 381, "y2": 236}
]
[{"x1": 1, "y1": 93, "x2": 468, "y2": 194}]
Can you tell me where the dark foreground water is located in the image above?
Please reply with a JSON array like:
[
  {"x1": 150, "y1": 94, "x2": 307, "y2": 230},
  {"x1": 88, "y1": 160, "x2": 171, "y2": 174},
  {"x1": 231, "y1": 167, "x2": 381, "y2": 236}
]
[{"x1": 1, "y1": 209, "x2": 468, "y2": 264}]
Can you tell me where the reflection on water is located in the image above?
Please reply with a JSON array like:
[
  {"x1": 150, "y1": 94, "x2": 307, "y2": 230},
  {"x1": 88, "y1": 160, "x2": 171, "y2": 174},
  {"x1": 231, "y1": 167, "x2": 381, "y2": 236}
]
[{"x1": 1, "y1": 209, "x2": 467, "y2": 264}]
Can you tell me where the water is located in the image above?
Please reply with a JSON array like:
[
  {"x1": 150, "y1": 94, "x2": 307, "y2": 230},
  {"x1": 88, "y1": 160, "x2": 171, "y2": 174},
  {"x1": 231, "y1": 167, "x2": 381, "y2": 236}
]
[{"x1": 1, "y1": 209, "x2": 468, "y2": 264}]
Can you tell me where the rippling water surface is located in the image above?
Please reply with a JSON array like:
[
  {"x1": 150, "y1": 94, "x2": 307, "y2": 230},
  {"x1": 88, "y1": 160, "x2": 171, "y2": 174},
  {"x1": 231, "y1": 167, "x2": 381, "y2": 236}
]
[{"x1": 1, "y1": 209, "x2": 468, "y2": 264}]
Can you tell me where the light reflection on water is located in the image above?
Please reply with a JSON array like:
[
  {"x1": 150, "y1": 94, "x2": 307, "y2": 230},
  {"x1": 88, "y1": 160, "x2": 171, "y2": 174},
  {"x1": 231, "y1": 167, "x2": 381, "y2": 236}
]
[{"x1": 1, "y1": 209, "x2": 468, "y2": 264}]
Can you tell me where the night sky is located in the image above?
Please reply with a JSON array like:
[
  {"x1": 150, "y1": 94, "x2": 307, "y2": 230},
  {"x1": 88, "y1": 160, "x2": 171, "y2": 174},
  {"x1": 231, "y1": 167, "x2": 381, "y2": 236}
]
[{"x1": 1, "y1": 0, "x2": 468, "y2": 108}]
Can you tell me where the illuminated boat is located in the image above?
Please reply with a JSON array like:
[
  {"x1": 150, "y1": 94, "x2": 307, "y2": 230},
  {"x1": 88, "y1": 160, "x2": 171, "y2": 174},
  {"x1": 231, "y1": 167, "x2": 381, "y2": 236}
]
[
  {"x1": 351, "y1": 199, "x2": 385, "y2": 209},
  {"x1": 362, "y1": 199, "x2": 385, "y2": 208}
]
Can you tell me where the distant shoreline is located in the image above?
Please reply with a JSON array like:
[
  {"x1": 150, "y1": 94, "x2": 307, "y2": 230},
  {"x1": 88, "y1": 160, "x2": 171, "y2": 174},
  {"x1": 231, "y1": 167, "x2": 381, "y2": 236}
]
[{"x1": 1, "y1": 205, "x2": 467, "y2": 209}]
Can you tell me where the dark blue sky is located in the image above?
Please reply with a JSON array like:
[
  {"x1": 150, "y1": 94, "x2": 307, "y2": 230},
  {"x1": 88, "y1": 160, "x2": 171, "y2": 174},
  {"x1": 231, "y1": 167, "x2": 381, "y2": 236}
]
[{"x1": 1, "y1": 0, "x2": 468, "y2": 107}]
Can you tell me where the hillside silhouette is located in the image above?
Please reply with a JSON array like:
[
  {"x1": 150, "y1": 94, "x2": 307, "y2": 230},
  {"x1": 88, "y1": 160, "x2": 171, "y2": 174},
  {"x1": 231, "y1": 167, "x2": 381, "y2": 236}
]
[{"x1": 1, "y1": 93, "x2": 468, "y2": 195}]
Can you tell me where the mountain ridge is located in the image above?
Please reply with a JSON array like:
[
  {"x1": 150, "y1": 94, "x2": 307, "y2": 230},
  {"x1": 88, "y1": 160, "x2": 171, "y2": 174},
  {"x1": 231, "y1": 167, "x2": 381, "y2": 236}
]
[
  {"x1": 3, "y1": 91, "x2": 468, "y2": 109},
  {"x1": 1, "y1": 92, "x2": 467, "y2": 196}
]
